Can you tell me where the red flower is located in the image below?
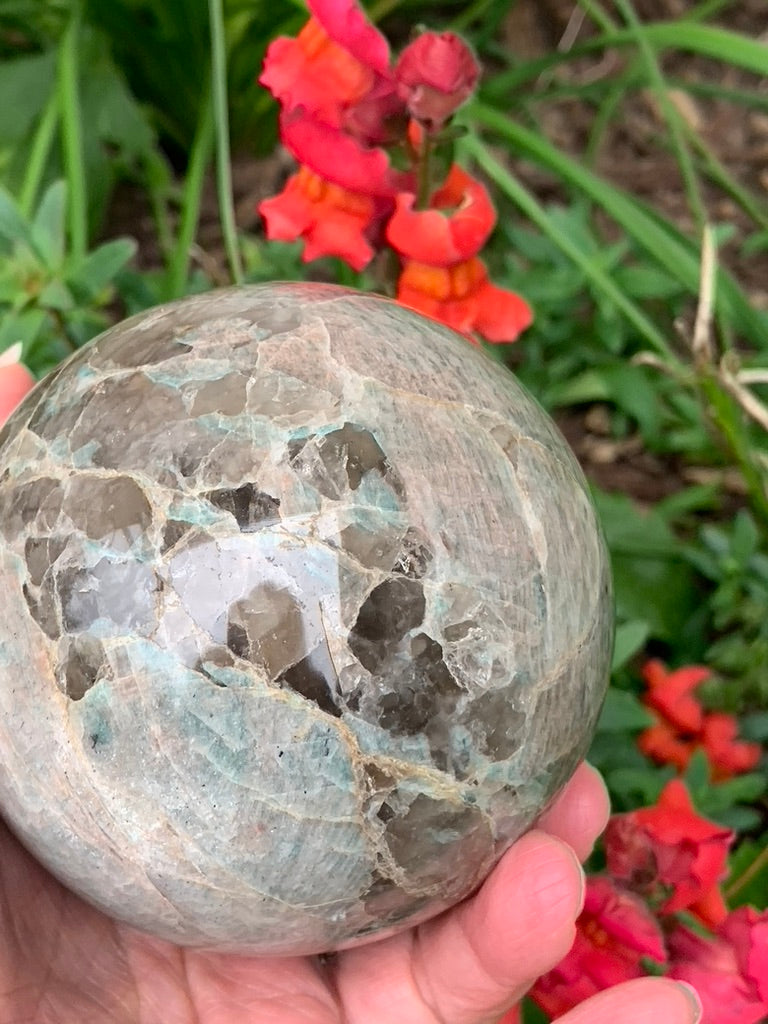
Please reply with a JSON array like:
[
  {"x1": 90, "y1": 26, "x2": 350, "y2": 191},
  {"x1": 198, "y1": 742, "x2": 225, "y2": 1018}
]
[
  {"x1": 260, "y1": 3, "x2": 403, "y2": 163},
  {"x1": 638, "y1": 720, "x2": 697, "y2": 773},
  {"x1": 386, "y1": 164, "x2": 496, "y2": 264},
  {"x1": 668, "y1": 908, "x2": 768, "y2": 1024},
  {"x1": 0, "y1": 346, "x2": 35, "y2": 426},
  {"x1": 394, "y1": 31, "x2": 479, "y2": 129},
  {"x1": 701, "y1": 714, "x2": 761, "y2": 781},
  {"x1": 604, "y1": 779, "x2": 733, "y2": 927},
  {"x1": 308, "y1": 0, "x2": 390, "y2": 74},
  {"x1": 279, "y1": 107, "x2": 407, "y2": 197},
  {"x1": 642, "y1": 658, "x2": 708, "y2": 733},
  {"x1": 638, "y1": 660, "x2": 762, "y2": 780},
  {"x1": 260, "y1": 17, "x2": 379, "y2": 128},
  {"x1": 396, "y1": 257, "x2": 532, "y2": 343},
  {"x1": 259, "y1": 165, "x2": 383, "y2": 270},
  {"x1": 530, "y1": 876, "x2": 666, "y2": 1018}
]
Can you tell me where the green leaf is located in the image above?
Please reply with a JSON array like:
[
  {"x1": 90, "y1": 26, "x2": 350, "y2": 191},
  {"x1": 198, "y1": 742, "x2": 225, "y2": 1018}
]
[
  {"x1": 0, "y1": 185, "x2": 39, "y2": 254},
  {"x1": 730, "y1": 511, "x2": 759, "y2": 565},
  {"x1": 597, "y1": 687, "x2": 654, "y2": 732},
  {"x1": 68, "y1": 236, "x2": 136, "y2": 298},
  {"x1": 711, "y1": 774, "x2": 767, "y2": 807},
  {"x1": 716, "y1": 807, "x2": 763, "y2": 833},
  {"x1": 727, "y1": 839, "x2": 768, "y2": 910},
  {"x1": 612, "y1": 620, "x2": 650, "y2": 670},
  {"x1": 606, "y1": 766, "x2": 670, "y2": 805},
  {"x1": 0, "y1": 52, "x2": 56, "y2": 146},
  {"x1": 594, "y1": 489, "x2": 699, "y2": 640},
  {"x1": 608, "y1": 22, "x2": 768, "y2": 79},
  {"x1": 30, "y1": 180, "x2": 67, "y2": 269},
  {"x1": 37, "y1": 278, "x2": 74, "y2": 311},
  {"x1": 683, "y1": 748, "x2": 711, "y2": 797},
  {"x1": 548, "y1": 369, "x2": 611, "y2": 407},
  {"x1": 521, "y1": 997, "x2": 550, "y2": 1024},
  {"x1": 0, "y1": 309, "x2": 47, "y2": 353},
  {"x1": 740, "y1": 712, "x2": 768, "y2": 742}
]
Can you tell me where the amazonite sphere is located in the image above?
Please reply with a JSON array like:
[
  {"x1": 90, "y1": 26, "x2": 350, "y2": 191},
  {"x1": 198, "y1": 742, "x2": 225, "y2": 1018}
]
[{"x1": 0, "y1": 284, "x2": 611, "y2": 954}]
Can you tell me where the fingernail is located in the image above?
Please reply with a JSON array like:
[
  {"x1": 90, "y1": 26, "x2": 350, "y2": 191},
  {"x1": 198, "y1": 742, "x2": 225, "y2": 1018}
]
[
  {"x1": 0, "y1": 343, "x2": 23, "y2": 367},
  {"x1": 675, "y1": 981, "x2": 703, "y2": 1024},
  {"x1": 568, "y1": 846, "x2": 586, "y2": 914}
]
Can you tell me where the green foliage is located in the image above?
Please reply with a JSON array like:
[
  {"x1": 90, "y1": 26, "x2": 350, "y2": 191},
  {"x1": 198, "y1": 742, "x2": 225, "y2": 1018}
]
[
  {"x1": 687, "y1": 512, "x2": 768, "y2": 708},
  {"x1": 0, "y1": 23, "x2": 167, "y2": 236},
  {"x1": 0, "y1": 181, "x2": 135, "y2": 373},
  {"x1": 727, "y1": 840, "x2": 768, "y2": 911},
  {"x1": 83, "y1": 0, "x2": 305, "y2": 156},
  {"x1": 593, "y1": 490, "x2": 702, "y2": 644}
]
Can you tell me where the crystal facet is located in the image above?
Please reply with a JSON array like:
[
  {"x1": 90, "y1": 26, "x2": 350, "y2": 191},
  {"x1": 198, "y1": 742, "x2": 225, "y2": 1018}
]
[{"x1": 0, "y1": 283, "x2": 612, "y2": 954}]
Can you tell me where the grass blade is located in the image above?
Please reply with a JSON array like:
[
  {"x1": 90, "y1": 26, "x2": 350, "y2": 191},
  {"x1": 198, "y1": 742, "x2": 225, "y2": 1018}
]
[
  {"x1": 459, "y1": 133, "x2": 673, "y2": 356},
  {"x1": 466, "y1": 102, "x2": 767, "y2": 346},
  {"x1": 485, "y1": 22, "x2": 768, "y2": 98},
  {"x1": 208, "y1": 0, "x2": 243, "y2": 285},
  {"x1": 57, "y1": 2, "x2": 87, "y2": 260}
]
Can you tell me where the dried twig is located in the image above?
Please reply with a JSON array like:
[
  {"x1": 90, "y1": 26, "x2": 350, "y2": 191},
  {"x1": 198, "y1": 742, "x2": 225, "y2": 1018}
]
[{"x1": 691, "y1": 223, "x2": 717, "y2": 364}]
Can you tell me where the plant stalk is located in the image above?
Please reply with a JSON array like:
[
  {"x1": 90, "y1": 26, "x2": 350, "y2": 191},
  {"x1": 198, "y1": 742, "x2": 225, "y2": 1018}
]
[
  {"x1": 19, "y1": 92, "x2": 59, "y2": 218},
  {"x1": 167, "y1": 87, "x2": 214, "y2": 298},
  {"x1": 58, "y1": 2, "x2": 87, "y2": 261},
  {"x1": 208, "y1": 0, "x2": 243, "y2": 285}
]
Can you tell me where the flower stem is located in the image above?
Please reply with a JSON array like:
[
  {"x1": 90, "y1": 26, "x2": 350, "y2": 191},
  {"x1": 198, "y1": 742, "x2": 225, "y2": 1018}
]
[
  {"x1": 19, "y1": 91, "x2": 59, "y2": 218},
  {"x1": 58, "y1": 1, "x2": 87, "y2": 261},
  {"x1": 167, "y1": 85, "x2": 214, "y2": 298},
  {"x1": 415, "y1": 135, "x2": 433, "y2": 211},
  {"x1": 724, "y1": 844, "x2": 768, "y2": 901},
  {"x1": 208, "y1": 0, "x2": 243, "y2": 285}
]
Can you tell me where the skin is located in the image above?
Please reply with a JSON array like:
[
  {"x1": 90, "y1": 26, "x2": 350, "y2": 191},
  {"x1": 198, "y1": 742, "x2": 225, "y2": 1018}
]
[
  {"x1": 0, "y1": 765, "x2": 701, "y2": 1024},
  {"x1": 0, "y1": 371, "x2": 701, "y2": 1024}
]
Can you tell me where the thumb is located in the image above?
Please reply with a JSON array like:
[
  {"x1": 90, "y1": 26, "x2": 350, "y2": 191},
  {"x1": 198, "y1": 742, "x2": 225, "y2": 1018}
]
[{"x1": 0, "y1": 345, "x2": 36, "y2": 426}]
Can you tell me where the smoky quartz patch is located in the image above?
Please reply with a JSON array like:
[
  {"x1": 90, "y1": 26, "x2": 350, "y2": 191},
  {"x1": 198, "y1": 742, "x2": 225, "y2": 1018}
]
[
  {"x1": 205, "y1": 483, "x2": 281, "y2": 531},
  {"x1": 349, "y1": 578, "x2": 426, "y2": 672}
]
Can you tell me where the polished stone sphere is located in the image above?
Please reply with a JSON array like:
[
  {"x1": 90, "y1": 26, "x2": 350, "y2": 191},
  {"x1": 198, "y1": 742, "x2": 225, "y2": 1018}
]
[{"x1": 0, "y1": 283, "x2": 612, "y2": 955}]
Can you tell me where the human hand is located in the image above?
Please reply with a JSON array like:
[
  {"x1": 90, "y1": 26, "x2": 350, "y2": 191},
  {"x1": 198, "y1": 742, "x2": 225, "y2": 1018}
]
[
  {"x1": 0, "y1": 367, "x2": 699, "y2": 1024},
  {"x1": 0, "y1": 344, "x2": 36, "y2": 426},
  {"x1": 0, "y1": 763, "x2": 701, "y2": 1024}
]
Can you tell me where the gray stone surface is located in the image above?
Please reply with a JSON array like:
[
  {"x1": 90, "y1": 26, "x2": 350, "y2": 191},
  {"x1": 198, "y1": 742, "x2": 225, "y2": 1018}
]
[{"x1": 0, "y1": 283, "x2": 612, "y2": 954}]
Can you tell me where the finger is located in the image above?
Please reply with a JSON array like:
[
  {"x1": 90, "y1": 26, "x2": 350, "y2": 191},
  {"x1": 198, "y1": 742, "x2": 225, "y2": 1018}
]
[
  {"x1": 536, "y1": 761, "x2": 610, "y2": 861},
  {"x1": 336, "y1": 830, "x2": 584, "y2": 1024},
  {"x1": 559, "y1": 978, "x2": 702, "y2": 1024},
  {"x1": 0, "y1": 362, "x2": 36, "y2": 426}
]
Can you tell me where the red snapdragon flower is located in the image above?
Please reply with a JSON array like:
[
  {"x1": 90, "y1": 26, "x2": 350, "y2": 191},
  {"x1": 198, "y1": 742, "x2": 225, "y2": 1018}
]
[
  {"x1": 701, "y1": 714, "x2": 762, "y2": 781},
  {"x1": 642, "y1": 658, "x2": 707, "y2": 732},
  {"x1": 638, "y1": 660, "x2": 762, "y2": 780},
  {"x1": 386, "y1": 164, "x2": 496, "y2": 264},
  {"x1": 258, "y1": 165, "x2": 382, "y2": 269},
  {"x1": 668, "y1": 907, "x2": 768, "y2": 1024},
  {"x1": 530, "y1": 876, "x2": 667, "y2": 1018},
  {"x1": 394, "y1": 31, "x2": 479, "y2": 129},
  {"x1": 387, "y1": 165, "x2": 533, "y2": 343},
  {"x1": 279, "y1": 107, "x2": 407, "y2": 197},
  {"x1": 258, "y1": 0, "x2": 532, "y2": 344},
  {"x1": 260, "y1": 1, "x2": 393, "y2": 132},
  {"x1": 396, "y1": 258, "x2": 532, "y2": 343},
  {"x1": 0, "y1": 346, "x2": 35, "y2": 427},
  {"x1": 604, "y1": 779, "x2": 733, "y2": 927}
]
